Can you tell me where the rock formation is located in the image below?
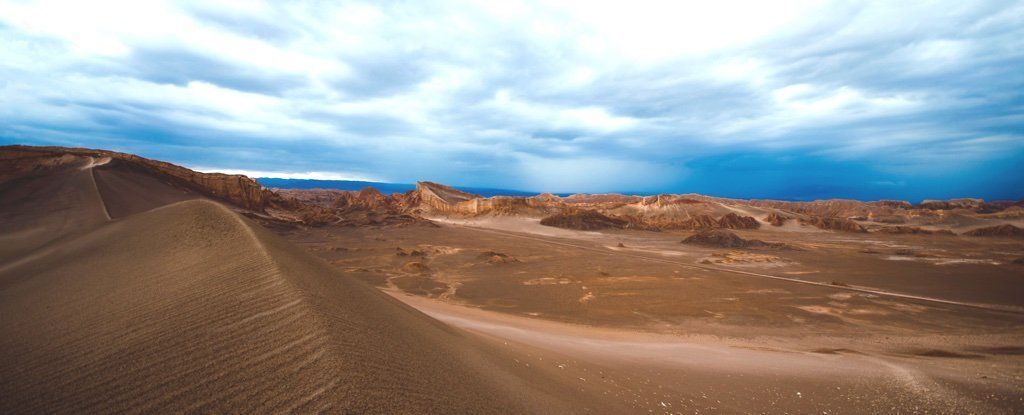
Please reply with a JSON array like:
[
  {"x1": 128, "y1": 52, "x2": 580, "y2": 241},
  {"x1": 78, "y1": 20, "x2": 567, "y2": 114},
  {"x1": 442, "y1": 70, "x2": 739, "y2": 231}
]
[
  {"x1": 2, "y1": 146, "x2": 275, "y2": 211},
  {"x1": 6, "y1": 145, "x2": 1018, "y2": 238},
  {"x1": 654, "y1": 213, "x2": 761, "y2": 230},
  {"x1": 717, "y1": 212, "x2": 761, "y2": 229},
  {"x1": 540, "y1": 210, "x2": 628, "y2": 230},
  {"x1": 682, "y1": 230, "x2": 755, "y2": 248},
  {"x1": 875, "y1": 226, "x2": 955, "y2": 235},
  {"x1": 682, "y1": 230, "x2": 795, "y2": 250},
  {"x1": 920, "y1": 198, "x2": 985, "y2": 210},
  {"x1": 963, "y1": 224, "x2": 1024, "y2": 238},
  {"x1": 681, "y1": 229, "x2": 787, "y2": 249},
  {"x1": 763, "y1": 212, "x2": 790, "y2": 226},
  {"x1": 799, "y1": 217, "x2": 868, "y2": 233},
  {"x1": 675, "y1": 214, "x2": 719, "y2": 230}
]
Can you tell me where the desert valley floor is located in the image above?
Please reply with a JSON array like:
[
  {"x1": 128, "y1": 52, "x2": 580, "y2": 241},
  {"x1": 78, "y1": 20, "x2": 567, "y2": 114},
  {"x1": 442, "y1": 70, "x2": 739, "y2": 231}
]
[
  {"x1": 1, "y1": 146, "x2": 1023, "y2": 414},
  {"x1": 280, "y1": 216, "x2": 1024, "y2": 413}
]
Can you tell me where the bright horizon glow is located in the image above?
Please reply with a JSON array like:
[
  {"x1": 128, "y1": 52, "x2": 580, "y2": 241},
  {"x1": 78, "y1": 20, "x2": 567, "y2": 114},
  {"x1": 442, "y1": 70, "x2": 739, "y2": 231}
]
[
  {"x1": 1, "y1": 0, "x2": 1022, "y2": 200},
  {"x1": 191, "y1": 166, "x2": 379, "y2": 182}
]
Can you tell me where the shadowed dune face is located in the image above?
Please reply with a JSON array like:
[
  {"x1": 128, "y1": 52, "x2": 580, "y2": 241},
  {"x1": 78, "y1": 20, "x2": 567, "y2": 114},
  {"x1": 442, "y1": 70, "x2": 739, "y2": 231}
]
[
  {"x1": 0, "y1": 176, "x2": 604, "y2": 412},
  {"x1": 91, "y1": 162, "x2": 201, "y2": 218},
  {"x1": 0, "y1": 162, "x2": 110, "y2": 263}
]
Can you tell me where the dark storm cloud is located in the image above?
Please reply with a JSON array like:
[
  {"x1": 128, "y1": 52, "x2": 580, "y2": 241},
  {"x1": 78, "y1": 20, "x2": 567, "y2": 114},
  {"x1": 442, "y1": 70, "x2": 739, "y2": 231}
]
[{"x1": 0, "y1": 1, "x2": 1022, "y2": 199}]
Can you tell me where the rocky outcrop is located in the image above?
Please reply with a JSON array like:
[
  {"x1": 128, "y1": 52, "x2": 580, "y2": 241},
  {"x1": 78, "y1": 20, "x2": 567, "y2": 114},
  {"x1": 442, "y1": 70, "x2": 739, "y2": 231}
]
[
  {"x1": 717, "y1": 212, "x2": 760, "y2": 229},
  {"x1": 799, "y1": 217, "x2": 868, "y2": 233},
  {"x1": 410, "y1": 181, "x2": 561, "y2": 216},
  {"x1": 868, "y1": 214, "x2": 908, "y2": 224},
  {"x1": 682, "y1": 230, "x2": 753, "y2": 248},
  {"x1": 540, "y1": 210, "x2": 628, "y2": 230},
  {"x1": 2, "y1": 145, "x2": 277, "y2": 212},
  {"x1": 0, "y1": 145, "x2": 422, "y2": 227},
  {"x1": 664, "y1": 213, "x2": 760, "y2": 230},
  {"x1": 681, "y1": 229, "x2": 787, "y2": 249},
  {"x1": 920, "y1": 198, "x2": 985, "y2": 210},
  {"x1": 674, "y1": 214, "x2": 719, "y2": 230},
  {"x1": 980, "y1": 206, "x2": 1024, "y2": 218},
  {"x1": 875, "y1": 226, "x2": 955, "y2": 236},
  {"x1": 750, "y1": 199, "x2": 885, "y2": 219},
  {"x1": 876, "y1": 200, "x2": 914, "y2": 210},
  {"x1": 146, "y1": 163, "x2": 268, "y2": 211},
  {"x1": 271, "y1": 187, "x2": 426, "y2": 227},
  {"x1": 763, "y1": 212, "x2": 790, "y2": 226},
  {"x1": 334, "y1": 187, "x2": 408, "y2": 212},
  {"x1": 8, "y1": 145, "x2": 1014, "y2": 237},
  {"x1": 963, "y1": 224, "x2": 1024, "y2": 238},
  {"x1": 416, "y1": 181, "x2": 479, "y2": 203}
]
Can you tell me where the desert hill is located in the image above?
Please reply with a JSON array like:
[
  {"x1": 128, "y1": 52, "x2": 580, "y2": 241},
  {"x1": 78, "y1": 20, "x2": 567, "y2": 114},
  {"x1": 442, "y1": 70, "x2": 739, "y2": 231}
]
[
  {"x1": 0, "y1": 147, "x2": 619, "y2": 413},
  {"x1": 398, "y1": 180, "x2": 1022, "y2": 235},
  {"x1": 6, "y1": 145, "x2": 1023, "y2": 237},
  {"x1": 4, "y1": 145, "x2": 1024, "y2": 413}
]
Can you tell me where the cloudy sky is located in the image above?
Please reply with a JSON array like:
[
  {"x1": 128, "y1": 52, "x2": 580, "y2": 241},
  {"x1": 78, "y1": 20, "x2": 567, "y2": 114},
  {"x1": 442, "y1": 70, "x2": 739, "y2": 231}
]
[{"x1": 1, "y1": 1, "x2": 1022, "y2": 200}]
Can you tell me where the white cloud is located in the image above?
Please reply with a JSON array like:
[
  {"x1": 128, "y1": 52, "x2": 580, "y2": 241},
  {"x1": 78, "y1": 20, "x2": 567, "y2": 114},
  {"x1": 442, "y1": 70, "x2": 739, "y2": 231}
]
[
  {"x1": 486, "y1": 89, "x2": 638, "y2": 134},
  {"x1": 0, "y1": 0, "x2": 1021, "y2": 192}
]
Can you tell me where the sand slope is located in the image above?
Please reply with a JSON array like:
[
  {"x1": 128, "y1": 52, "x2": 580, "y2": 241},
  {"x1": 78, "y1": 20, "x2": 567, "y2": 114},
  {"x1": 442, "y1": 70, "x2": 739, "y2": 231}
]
[
  {"x1": 0, "y1": 165, "x2": 110, "y2": 265},
  {"x1": 91, "y1": 162, "x2": 200, "y2": 219},
  {"x1": 0, "y1": 195, "x2": 593, "y2": 412}
]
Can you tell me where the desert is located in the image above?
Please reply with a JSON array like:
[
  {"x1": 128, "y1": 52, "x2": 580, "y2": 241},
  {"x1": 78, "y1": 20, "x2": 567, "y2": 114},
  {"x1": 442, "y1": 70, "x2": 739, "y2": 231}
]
[{"x1": 2, "y1": 145, "x2": 1022, "y2": 413}]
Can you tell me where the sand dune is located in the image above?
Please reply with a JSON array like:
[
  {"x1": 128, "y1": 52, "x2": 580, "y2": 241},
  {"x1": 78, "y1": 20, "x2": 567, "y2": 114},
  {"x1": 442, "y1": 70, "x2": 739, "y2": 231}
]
[
  {"x1": 0, "y1": 164, "x2": 110, "y2": 264},
  {"x1": 91, "y1": 162, "x2": 200, "y2": 219},
  {"x1": 0, "y1": 172, "x2": 608, "y2": 412}
]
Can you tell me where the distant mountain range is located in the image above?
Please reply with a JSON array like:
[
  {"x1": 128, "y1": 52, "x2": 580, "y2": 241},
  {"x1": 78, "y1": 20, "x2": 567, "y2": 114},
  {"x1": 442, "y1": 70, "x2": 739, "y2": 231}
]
[{"x1": 255, "y1": 177, "x2": 560, "y2": 198}]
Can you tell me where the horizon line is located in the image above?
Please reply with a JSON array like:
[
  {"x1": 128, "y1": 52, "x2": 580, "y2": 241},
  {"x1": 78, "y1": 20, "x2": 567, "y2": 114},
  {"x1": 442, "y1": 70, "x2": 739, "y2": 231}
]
[{"x1": 254, "y1": 177, "x2": 1018, "y2": 205}]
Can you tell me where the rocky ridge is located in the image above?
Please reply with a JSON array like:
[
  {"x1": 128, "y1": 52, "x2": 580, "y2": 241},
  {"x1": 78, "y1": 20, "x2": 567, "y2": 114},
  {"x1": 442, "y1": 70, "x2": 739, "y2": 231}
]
[{"x1": 5, "y1": 145, "x2": 1020, "y2": 235}]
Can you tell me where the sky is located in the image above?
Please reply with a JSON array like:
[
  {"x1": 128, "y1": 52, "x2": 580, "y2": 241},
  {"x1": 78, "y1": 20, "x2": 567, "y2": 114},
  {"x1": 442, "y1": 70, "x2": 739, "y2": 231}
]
[{"x1": 1, "y1": 0, "x2": 1022, "y2": 201}]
